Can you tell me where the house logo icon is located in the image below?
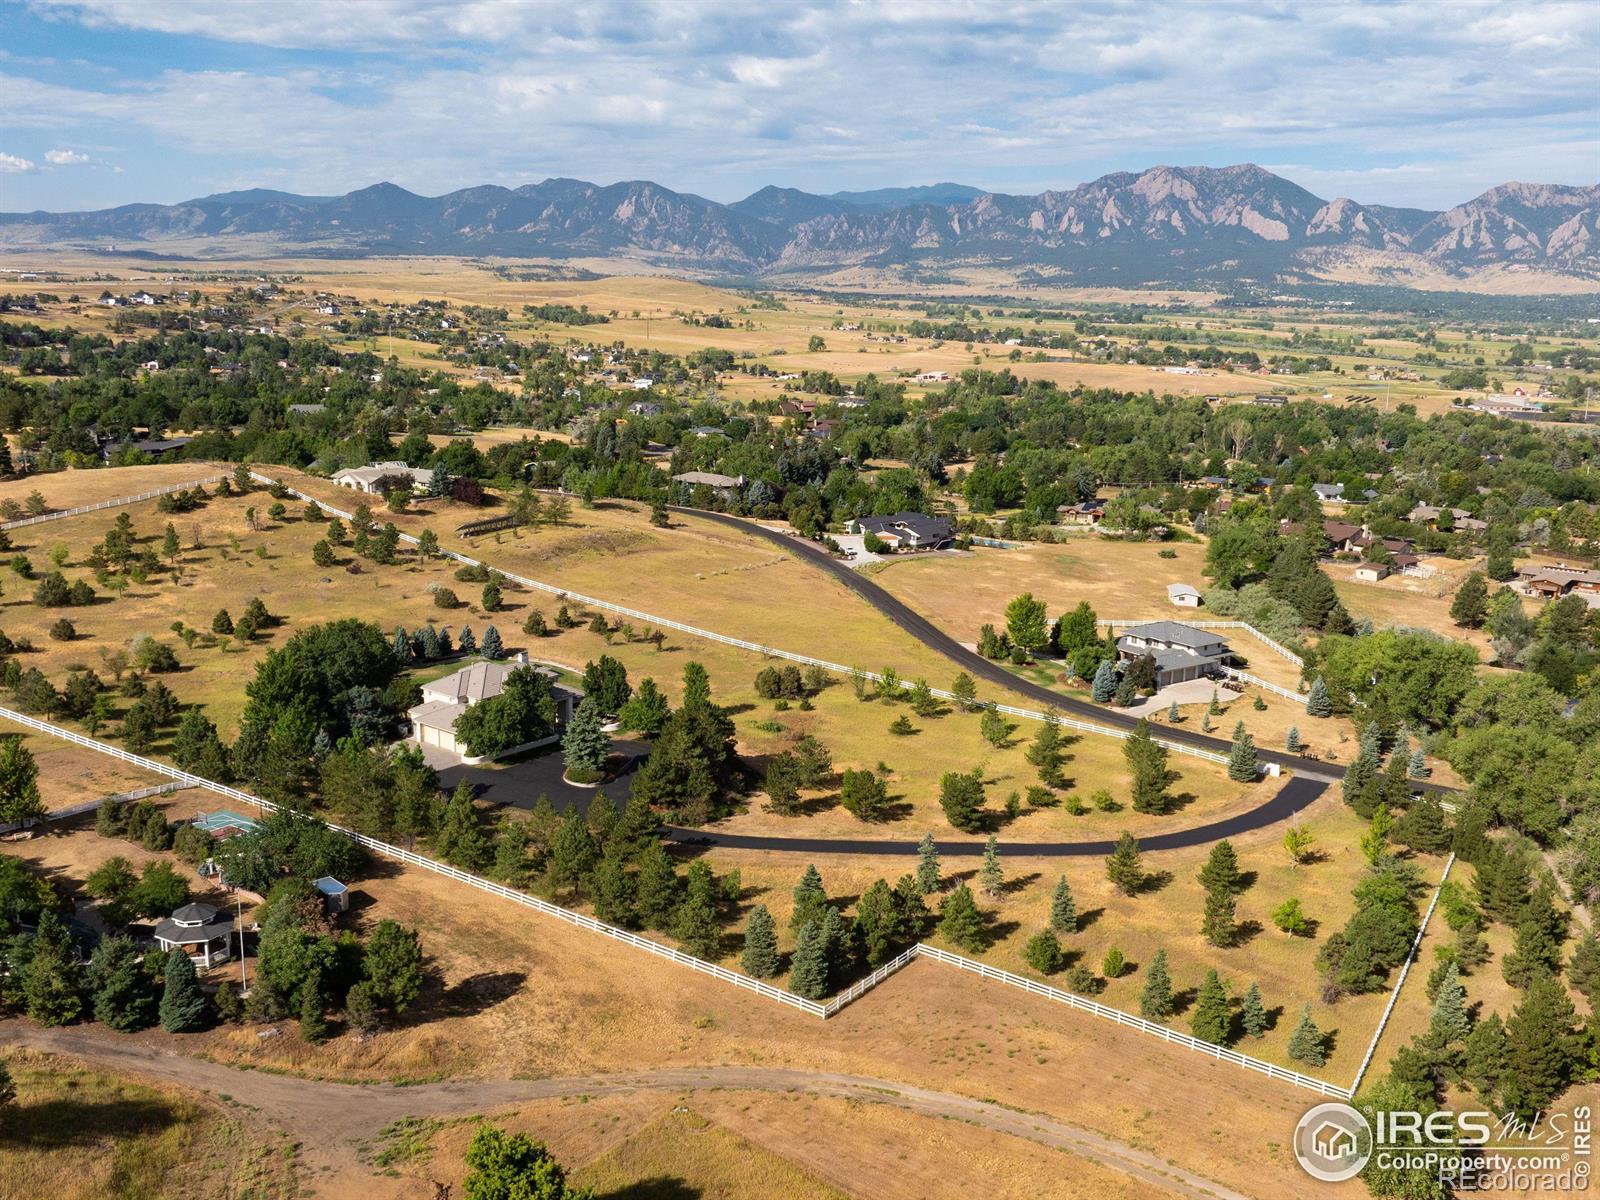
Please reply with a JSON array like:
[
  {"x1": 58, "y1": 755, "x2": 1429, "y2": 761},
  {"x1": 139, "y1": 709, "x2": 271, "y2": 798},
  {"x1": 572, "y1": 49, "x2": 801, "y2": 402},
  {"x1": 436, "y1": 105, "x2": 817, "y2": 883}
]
[{"x1": 1294, "y1": 1102, "x2": 1372, "y2": 1182}]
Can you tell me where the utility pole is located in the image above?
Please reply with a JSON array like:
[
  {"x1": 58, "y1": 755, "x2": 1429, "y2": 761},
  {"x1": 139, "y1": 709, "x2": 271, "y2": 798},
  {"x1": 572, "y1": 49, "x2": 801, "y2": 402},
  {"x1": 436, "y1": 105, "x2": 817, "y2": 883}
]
[{"x1": 236, "y1": 889, "x2": 248, "y2": 993}]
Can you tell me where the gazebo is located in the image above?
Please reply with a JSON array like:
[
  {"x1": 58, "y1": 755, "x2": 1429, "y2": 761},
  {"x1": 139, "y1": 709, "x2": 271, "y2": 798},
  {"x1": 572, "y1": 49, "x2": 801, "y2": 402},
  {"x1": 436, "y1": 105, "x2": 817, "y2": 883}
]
[{"x1": 153, "y1": 901, "x2": 233, "y2": 968}]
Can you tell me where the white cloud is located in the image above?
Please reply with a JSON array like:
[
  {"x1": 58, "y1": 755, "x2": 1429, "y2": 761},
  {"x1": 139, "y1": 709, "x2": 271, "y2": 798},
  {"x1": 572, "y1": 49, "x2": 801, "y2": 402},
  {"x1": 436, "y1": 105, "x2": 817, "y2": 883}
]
[
  {"x1": 44, "y1": 148, "x2": 90, "y2": 164},
  {"x1": 0, "y1": 152, "x2": 37, "y2": 172}
]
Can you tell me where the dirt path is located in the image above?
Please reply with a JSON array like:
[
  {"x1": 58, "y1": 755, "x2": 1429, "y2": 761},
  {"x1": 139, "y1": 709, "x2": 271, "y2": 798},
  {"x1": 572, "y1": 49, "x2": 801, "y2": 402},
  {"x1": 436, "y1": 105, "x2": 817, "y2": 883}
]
[{"x1": 5, "y1": 1021, "x2": 1246, "y2": 1200}]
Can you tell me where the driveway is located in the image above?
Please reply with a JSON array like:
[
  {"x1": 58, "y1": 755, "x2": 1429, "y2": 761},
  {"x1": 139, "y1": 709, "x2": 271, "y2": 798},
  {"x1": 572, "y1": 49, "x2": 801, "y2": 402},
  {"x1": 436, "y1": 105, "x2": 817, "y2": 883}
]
[{"x1": 433, "y1": 737, "x2": 648, "y2": 814}]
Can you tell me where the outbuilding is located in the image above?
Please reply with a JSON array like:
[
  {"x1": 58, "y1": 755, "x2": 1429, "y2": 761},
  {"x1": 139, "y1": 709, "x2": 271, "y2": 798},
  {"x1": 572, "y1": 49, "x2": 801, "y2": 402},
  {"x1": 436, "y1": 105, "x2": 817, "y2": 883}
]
[
  {"x1": 153, "y1": 902, "x2": 233, "y2": 968},
  {"x1": 313, "y1": 876, "x2": 350, "y2": 914},
  {"x1": 1167, "y1": 582, "x2": 1203, "y2": 608}
]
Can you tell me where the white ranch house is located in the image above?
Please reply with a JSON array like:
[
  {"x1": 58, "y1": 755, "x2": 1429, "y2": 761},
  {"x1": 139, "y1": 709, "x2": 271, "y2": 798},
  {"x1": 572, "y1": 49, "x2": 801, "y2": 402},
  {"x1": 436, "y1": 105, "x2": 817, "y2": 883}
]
[{"x1": 330, "y1": 461, "x2": 434, "y2": 495}]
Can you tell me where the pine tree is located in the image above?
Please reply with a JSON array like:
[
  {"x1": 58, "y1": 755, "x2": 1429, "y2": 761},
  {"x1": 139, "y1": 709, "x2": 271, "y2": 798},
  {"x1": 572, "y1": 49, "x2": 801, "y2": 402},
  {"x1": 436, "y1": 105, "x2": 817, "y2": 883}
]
[
  {"x1": 1023, "y1": 929, "x2": 1063, "y2": 975},
  {"x1": 1569, "y1": 930, "x2": 1600, "y2": 1004},
  {"x1": 790, "y1": 865, "x2": 829, "y2": 934},
  {"x1": 158, "y1": 948, "x2": 207, "y2": 1033},
  {"x1": 1106, "y1": 831, "x2": 1143, "y2": 896},
  {"x1": 1394, "y1": 793, "x2": 1450, "y2": 854},
  {"x1": 1450, "y1": 572, "x2": 1488, "y2": 628},
  {"x1": 978, "y1": 834, "x2": 1004, "y2": 899},
  {"x1": 1429, "y1": 962, "x2": 1471, "y2": 1045},
  {"x1": 1198, "y1": 841, "x2": 1241, "y2": 893},
  {"x1": 1202, "y1": 887, "x2": 1238, "y2": 947},
  {"x1": 490, "y1": 816, "x2": 531, "y2": 886},
  {"x1": 457, "y1": 625, "x2": 476, "y2": 653},
  {"x1": 546, "y1": 810, "x2": 598, "y2": 895},
  {"x1": 1306, "y1": 677, "x2": 1332, "y2": 718},
  {"x1": 1227, "y1": 721, "x2": 1258, "y2": 781},
  {"x1": 1240, "y1": 981, "x2": 1267, "y2": 1039},
  {"x1": 1503, "y1": 974, "x2": 1579, "y2": 1114},
  {"x1": 935, "y1": 883, "x2": 985, "y2": 953},
  {"x1": 1190, "y1": 969, "x2": 1230, "y2": 1045},
  {"x1": 1090, "y1": 659, "x2": 1118, "y2": 703},
  {"x1": 634, "y1": 844, "x2": 679, "y2": 931},
  {"x1": 587, "y1": 790, "x2": 617, "y2": 849},
  {"x1": 298, "y1": 978, "x2": 328, "y2": 1044},
  {"x1": 1124, "y1": 719, "x2": 1173, "y2": 815},
  {"x1": 590, "y1": 849, "x2": 635, "y2": 927},
  {"x1": 789, "y1": 921, "x2": 830, "y2": 1000},
  {"x1": 1286, "y1": 725, "x2": 1301, "y2": 752},
  {"x1": 90, "y1": 934, "x2": 157, "y2": 1032},
  {"x1": 1049, "y1": 876, "x2": 1077, "y2": 934},
  {"x1": 950, "y1": 672, "x2": 978, "y2": 712},
  {"x1": 672, "y1": 891, "x2": 722, "y2": 961},
  {"x1": 1167, "y1": 700, "x2": 1180, "y2": 722},
  {"x1": 1287, "y1": 1004, "x2": 1327, "y2": 1066},
  {"x1": 22, "y1": 911, "x2": 84, "y2": 1026},
  {"x1": 740, "y1": 904, "x2": 780, "y2": 978},
  {"x1": 1025, "y1": 719, "x2": 1065, "y2": 787},
  {"x1": 1407, "y1": 747, "x2": 1429, "y2": 779},
  {"x1": 480, "y1": 625, "x2": 504, "y2": 660},
  {"x1": 915, "y1": 833, "x2": 940, "y2": 894},
  {"x1": 562, "y1": 696, "x2": 610, "y2": 776},
  {"x1": 434, "y1": 782, "x2": 488, "y2": 869},
  {"x1": 1463, "y1": 1012, "x2": 1510, "y2": 1101},
  {"x1": 1139, "y1": 948, "x2": 1173, "y2": 1020},
  {"x1": 392, "y1": 625, "x2": 411, "y2": 661}
]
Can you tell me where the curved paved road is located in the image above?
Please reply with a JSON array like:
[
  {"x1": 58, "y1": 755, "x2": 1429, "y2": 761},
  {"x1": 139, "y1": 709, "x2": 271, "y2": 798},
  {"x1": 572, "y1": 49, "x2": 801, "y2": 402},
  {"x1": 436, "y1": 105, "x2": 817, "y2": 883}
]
[
  {"x1": 665, "y1": 775, "x2": 1328, "y2": 857},
  {"x1": 7, "y1": 1022, "x2": 1248, "y2": 1200},
  {"x1": 676, "y1": 506, "x2": 1338, "y2": 780}
]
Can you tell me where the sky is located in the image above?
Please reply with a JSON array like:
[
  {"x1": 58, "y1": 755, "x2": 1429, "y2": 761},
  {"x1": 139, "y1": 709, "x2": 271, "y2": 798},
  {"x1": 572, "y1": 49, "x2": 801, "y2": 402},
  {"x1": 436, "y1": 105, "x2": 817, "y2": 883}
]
[{"x1": 1, "y1": 0, "x2": 1597, "y2": 214}]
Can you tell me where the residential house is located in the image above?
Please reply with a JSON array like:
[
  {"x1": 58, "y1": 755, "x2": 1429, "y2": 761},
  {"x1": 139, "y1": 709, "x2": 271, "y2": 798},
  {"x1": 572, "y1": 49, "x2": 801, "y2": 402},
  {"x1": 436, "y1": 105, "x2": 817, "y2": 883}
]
[
  {"x1": 1056, "y1": 500, "x2": 1105, "y2": 526},
  {"x1": 330, "y1": 461, "x2": 434, "y2": 495},
  {"x1": 627, "y1": 400, "x2": 662, "y2": 417},
  {"x1": 1470, "y1": 393, "x2": 1545, "y2": 416},
  {"x1": 1312, "y1": 483, "x2": 1345, "y2": 504},
  {"x1": 408, "y1": 656, "x2": 581, "y2": 760},
  {"x1": 1511, "y1": 566, "x2": 1600, "y2": 607},
  {"x1": 671, "y1": 470, "x2": 745, "y2": 501},
  {"x1": 1252, "y1": 394, "x2": 1288, "y2": 407},
  {"x1": 287, "y1": 403, "x2": 327, "y2": 417},
  {"x1": 845, "y1": 512, "x2": 954, "y2": 551},
  {"x1": 100, "y1": 436, "x2": 192, "y2": 462},
  {"x1": 1115, "y1": 621, "x2": 1232, "y2": 687}
]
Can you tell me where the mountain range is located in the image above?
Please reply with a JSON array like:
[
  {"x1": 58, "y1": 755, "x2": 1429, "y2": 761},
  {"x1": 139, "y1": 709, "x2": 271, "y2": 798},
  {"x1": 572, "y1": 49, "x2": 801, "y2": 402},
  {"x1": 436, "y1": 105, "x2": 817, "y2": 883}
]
[{"x1": 3, "y1": 164, "x2": 1596, "y2": 287}]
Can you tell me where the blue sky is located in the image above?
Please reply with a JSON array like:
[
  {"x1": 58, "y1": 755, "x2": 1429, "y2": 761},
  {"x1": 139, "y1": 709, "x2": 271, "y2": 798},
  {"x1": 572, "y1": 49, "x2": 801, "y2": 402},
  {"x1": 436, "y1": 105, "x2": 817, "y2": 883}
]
[{"x1": 1, "y1": 0, "x2": 1596, "y2": 213}]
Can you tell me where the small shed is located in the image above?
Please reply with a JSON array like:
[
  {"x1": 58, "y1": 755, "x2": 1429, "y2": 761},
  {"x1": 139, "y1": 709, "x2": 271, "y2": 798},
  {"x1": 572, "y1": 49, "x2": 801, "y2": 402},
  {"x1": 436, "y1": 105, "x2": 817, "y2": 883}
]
[
  {"x1": 1354, "y1": 563, "x2": 1390, "y2": 582},
  {"x1": 1167, "y1": 583, "x2": 1203, "y2": 608},
  {"x1": 153, "y1": 902, "x2": 233, "y2": 967},
  {"x1": 313, "y1": 876, "x2": 350, "y2": 914}
]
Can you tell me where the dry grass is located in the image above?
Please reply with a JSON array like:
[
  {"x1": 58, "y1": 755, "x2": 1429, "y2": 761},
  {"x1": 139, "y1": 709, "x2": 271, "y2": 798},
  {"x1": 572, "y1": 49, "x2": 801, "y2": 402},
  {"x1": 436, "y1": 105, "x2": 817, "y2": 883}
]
[
  {"x1": 0, "y1": 1046, "x2": 297, "y2": 1200},
  {"x1": 0, "y1": 718, "x2": 167, "y2": 813}
]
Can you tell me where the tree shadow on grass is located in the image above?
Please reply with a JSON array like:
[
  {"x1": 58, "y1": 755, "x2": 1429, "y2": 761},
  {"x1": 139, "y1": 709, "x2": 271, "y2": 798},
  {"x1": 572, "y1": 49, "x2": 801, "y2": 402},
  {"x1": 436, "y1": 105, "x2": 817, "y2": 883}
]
[
  {"x1": 1000, "y1": 871, "x2": 1041, "y2": 897},
  {"x1": 0, "y1": 1097, "x2": 183, "y2": 1149},
  {"x1": 1231, "y1": 918, "x2": 1267, "y2": 946},
  {"x1": 1138, "y1": 870, "x2": 1174, "y2": 895},
  {"x1": 1073, "y1": 906, "x2": 1106, "y2": 930},
  {"x1": 435, "y1": 970, "x2": 526, "y2": 1018},
  {"x1": 1169, "y1": 986, "x2": 1199, "y2": 1018},
  {"x1": 599, "y1": 1175, "x2": 701, "y2": 1200}
]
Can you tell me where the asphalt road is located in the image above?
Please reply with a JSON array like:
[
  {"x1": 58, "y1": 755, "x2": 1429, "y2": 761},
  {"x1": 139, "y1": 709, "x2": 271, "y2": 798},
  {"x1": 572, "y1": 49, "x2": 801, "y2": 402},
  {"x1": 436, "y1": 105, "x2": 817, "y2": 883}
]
[
  {"x1": 674, "y1": 506, "x2": 1342, "y2": 782},
  {"x1": 664, "y1": 775, "x2": 1329, "y2": 857}
]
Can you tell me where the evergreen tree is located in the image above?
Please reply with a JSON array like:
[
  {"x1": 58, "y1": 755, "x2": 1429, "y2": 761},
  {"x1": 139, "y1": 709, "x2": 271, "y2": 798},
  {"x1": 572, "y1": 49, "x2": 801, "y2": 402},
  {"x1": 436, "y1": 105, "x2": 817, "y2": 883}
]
[
  {"x1": 789, "y1": 920, "x2": 830, "y2": 999},
  {"x1": 950, "y1": 672, "x2": 978, "y2": 712},
  {"x1": 616, "y1": 677, "x2": 670, "y2": 736},
  {"x1": 1049, "y1": 876, "x2": 1077, "y2": 934},
  {"x1": 1407, "y1": 747, "x2": 1429, "y2": 779},
  {"x1": 1286, "y1": 725, "x2": 1301, "y2": 752},
  {"x1": 855, "y1": 878, "x2": 898, "y2": 967},
  {"x1": 937, "y1": 883, "x2": 985, "y2": 953},
  {"x1": 1139, "y1": 948, "x2": 1173, "y2": 1020},
  {"x1": 790, "y1": 865, "x2": 829, "y2": 934},
  {"x1": 561, "y1": 696, "x2": 610, "y2": 776},
  {"x1": 546, "y1": 810, "x2": 598, "y2": 895},
  {"x1": 1090, "y1": 659, "x2": 1118, "y2": 703},
  {"x1": 1569, "y1": 930, "x2": 1600, "y2": 1004},
  {"x1": 457, "y1": 625, "x2": 476, "y2": 653},
  {"x1": 1168, "y1": 700, "x2": 1180, "y2": 722},
  {"x1": 89, "y1": 934, "x2": 157, "y2": 1031},
  {"x1": 434, "y1": 782, "x2": 488, "y2": 869},
  {"x1": 1394, "y1": 793, "x2": 1450, "y2": 853},
  {"x1": 1429, "y1": 962, "x2": 1471, "y2": 1045},
  {"x1": 672, "y1": 891, "x2": 722, "y2": 961},
  {"x1": 1227, "y1": 722, "x2": 1258, "y2": 781},
  {"x1": 1198, "y1": 841, "x2": 1241, "y2": 893},
  {"x1": 1025, "y1": 718, "x2": 1065, "y2": 787},
  {"x1": 1202, "y1": 887, "x2": 1238, "y2": 948},
  {"x1": 1502, "y1": 907, "x2": 1562, "y2": 990},
  {"x1": 1124, "y1": 720, "x2": 1173, "y2": 815},
  {"x1": 299, "y1": 978, "x2": 329, "y2": 1044},
  {"x1": 915, "y1": 833, "x2": 940, "y2": 894},
  {"x1": 938, "y1": 769, "x2": 985, "y2": 832},
  {"x1": 1190, "y1": 969, "x2": 1230, "y2": 1045},
  {"x1": 158, "y1": 948, "x2": 207, "y2": 1032},
  {"x1": 480, "y1": 625, "x2": 504, "y2": 660},
  {"x1": 490, "y1": 816, "x2": 531, "y2": 886},
  {"x1": 1287, "y1": 1004, "x2": 1327, "y2": 1066},
  {"x1": 1450, "y1": 572, "x2": 1488, "y2": 628},
  {"x1": 1023, "y1": 929, "x2": 1063, "y2": 975},
  {"x1": 740, "y1": 904, "x2": 780, "y2": 978},
  {"x1": 21, "y1": 911, "x2": 84, "y2": 1026},
  {"x1": 978, "y1": 834, "x2": 1004, "y2": 899},
  {"x1": 1106, "y1": 831, "x2": 1143, "y2": 896},
  {"x1": 1503, "y1": 974, "x2": 1579, "y2": 1115},
  {"x1": 1240, "y1": 981, "x2": 1267, "y2": 1039},
  {"x1": 590, "y1": 849, "x2": 636, "y2": 927},
  {"x1": 634, "y1": 844, "x2": 679, "y2": 931},
  {"x1": 1306, "y1": 677, "x2": 1332, "y2": 718},
  {"x1": 1463, "y1": 1012, "x2": 1510, "y2": 1101}
]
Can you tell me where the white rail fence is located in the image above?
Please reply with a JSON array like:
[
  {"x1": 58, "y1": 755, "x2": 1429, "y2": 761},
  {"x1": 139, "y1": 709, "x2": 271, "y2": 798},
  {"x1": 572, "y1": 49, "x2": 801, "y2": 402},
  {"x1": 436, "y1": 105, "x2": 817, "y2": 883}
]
[
  {"x1": 1098, "y1": 619, "x2": 1304, "y2": 668},
  {"x1": 257, "y1": 474, "x2": 1232, "y2": 768},
  {"x1": 0, "y1": 781, "x2": 192, "y2": 836},
  {"x1": 1347, "y1": 853, "x2": 1456, "y2": 1097},
  {"x1": 1219, "y1": 666, "x2": 1308, "y2": 707},
  {"x1": 0, "y1": 475, "x2": 230, "y2": 531},
  {"x1": 2, "y1": 703, "x2": 1340, "y2": 1095}
]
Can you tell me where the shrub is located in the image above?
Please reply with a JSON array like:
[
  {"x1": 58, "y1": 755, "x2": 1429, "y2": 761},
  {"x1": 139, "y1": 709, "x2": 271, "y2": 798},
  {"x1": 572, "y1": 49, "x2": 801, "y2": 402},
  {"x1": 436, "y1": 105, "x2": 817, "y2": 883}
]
[
  {"x1": 433, "y1": 587, "x2": 460, "y2": 610},
  {"x1": 48, "y1": 618, "x2": 75, "y2": 641}
]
